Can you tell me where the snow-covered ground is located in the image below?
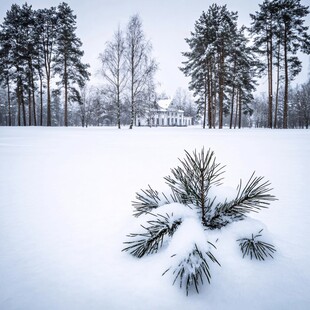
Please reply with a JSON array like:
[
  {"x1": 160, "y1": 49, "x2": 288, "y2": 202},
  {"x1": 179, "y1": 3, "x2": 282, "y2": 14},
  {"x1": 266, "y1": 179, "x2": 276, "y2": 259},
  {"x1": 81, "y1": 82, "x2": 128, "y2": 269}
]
[{"x1": 0, "y1": 126, "x2": 309, "y2": 310}]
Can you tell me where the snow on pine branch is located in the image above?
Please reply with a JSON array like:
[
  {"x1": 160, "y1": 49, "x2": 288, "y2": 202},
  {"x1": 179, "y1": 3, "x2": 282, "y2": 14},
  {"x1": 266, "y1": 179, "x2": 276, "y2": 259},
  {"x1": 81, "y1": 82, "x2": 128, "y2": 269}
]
[{"x1": 123, "y1": 148, "x2": 277, "y2": 295}]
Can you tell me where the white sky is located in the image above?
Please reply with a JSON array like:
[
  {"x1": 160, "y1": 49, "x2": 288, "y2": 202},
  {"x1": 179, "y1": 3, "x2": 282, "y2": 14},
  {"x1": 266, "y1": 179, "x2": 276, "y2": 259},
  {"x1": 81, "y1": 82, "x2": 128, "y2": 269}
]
[{"x1": 1, "y1": 0, "x2": 310, "y2": 96}]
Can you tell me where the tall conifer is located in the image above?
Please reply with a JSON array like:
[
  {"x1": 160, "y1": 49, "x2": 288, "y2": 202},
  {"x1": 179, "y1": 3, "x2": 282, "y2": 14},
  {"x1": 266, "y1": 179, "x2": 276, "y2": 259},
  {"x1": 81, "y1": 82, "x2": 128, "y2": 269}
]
[{"x1": 54, "y1": 2, "x2": 90, "y2": 127}]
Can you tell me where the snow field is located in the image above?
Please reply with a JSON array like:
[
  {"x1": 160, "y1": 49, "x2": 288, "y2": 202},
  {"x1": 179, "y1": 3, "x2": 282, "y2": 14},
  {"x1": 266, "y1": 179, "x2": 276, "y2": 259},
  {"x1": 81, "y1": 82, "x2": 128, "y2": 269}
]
[{"x1": 0, "y1": 127, "x2": 309, "y2": 309}]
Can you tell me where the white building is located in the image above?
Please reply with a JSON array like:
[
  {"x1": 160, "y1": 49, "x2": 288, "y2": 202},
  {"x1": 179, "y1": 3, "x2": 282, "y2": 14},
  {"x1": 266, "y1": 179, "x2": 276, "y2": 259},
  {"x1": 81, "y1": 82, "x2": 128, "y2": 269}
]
[{"x1": 138, "y1": 98, "x2": 192, "y2": 127}]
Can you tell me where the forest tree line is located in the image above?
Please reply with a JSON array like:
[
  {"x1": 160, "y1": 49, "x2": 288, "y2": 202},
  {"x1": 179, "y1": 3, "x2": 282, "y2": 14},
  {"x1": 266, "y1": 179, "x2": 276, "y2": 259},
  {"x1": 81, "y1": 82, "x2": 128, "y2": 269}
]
[
  {"x1": 0, "y1": 1, "x2": 310, "y2": 128},
  {"x1": 0, "y1": 2, "x2": 90, "y2": 127},
  {"x1": 182, "y1": 0, "x2": 310, "y2": 129}
]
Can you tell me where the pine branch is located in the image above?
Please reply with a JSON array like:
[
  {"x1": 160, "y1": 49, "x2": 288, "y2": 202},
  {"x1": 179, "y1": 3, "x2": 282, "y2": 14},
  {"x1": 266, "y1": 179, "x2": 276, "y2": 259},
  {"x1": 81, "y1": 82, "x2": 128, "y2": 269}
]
[
  {"x1": 164, "y1": 167, "x2": 195, "y2": 205},
  {"x1": 207, "y1": 172, "x2": 277, "y2": 229},
  {"x1": 163, "y1": 243, "x2": 220, "y2": 295},
  {"x1": 232, "y1": 172, "x2": 277, "y2": 214},
  {"x1": 164, "y1": 148, "x2": 225, "y2": 224},
  {"x1": 132, "y1": 185, "x2": 170, "y2": 217},
  {"x1": 237, "y1": 229, "x2": 276, "y2": 260},
  {"x1": 182, "y1": 148, "x2": 225, "y2": 188},
  {"x1": 122, "y1": 213, "x2": 182, "y2": 258}
]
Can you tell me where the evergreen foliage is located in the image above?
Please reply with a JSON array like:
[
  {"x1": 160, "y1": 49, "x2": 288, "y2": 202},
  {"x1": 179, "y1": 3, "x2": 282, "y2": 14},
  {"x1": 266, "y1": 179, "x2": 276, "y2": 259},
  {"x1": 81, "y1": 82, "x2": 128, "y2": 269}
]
[
  {"x1": 1, "y1": 2, "x2": 309, "y2": 127},
  {"x1": 164, "y1": 148, "x2": 225, "y2": 226},
  {"x1": 249, "y1": 0, "x2": 310, "y2": 129},
  {"x1": 132, "y1": 185, "x2": 170, "y2": 217},
  {"x1": 54, "y1": 2, "x2": 90, "y2": 126},
  {"x1": 123, "y1": 213, "x2": 182, "y2": 258},
  {"x1": 0, "y1": 2, "x2": 90, "y2": 126},
  {"x1": 163, "y1": 243, "x2": 220, "y2": 296},
  {"x1": 181, "y1": 4, "x2": 259, "y2": 129},
  {"x1": 208, "y1": 173, "x2": 276, "y2": 229},
  {"x1": 123, "y1": 148, "x2": 277, "y2": 295},
  {"x1": 237, "y1": 229, "x2": 276, "y2": 260}
]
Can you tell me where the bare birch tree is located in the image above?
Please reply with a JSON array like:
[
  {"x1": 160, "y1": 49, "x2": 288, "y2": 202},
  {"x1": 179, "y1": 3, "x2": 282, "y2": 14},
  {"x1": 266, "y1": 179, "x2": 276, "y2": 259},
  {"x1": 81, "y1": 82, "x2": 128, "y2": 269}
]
[
  {"x1": 125, "y1": 14, "x2": 157, "y2": 129},
  {"x1": 99, "y1": 26, "x2": 127, "y2": 129}
]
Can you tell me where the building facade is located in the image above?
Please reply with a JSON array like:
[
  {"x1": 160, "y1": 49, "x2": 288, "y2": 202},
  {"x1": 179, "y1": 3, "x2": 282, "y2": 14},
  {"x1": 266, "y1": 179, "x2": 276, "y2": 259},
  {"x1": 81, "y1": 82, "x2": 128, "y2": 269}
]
[{"x1": 138, "y1": 98, "x2": 192, "y2": 127}]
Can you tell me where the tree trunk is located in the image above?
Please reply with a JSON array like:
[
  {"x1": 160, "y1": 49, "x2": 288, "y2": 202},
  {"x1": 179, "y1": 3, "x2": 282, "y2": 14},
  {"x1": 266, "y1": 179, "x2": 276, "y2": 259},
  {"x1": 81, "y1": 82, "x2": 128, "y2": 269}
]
[
  {"x1": 18, "y1": 79, "x2": 27, "y2": 126},
  {"x1": 17, "y1": 83, "x2": 21, "y2": 126},
  {"x1": 117, "y1": 73, "x2": 121, "y2": 129},
  {"x1": 274, "y1": 42, "x2": 281, "y2": 128},
  {"x1": 202, "y1": 75, "x2": 207, "y2": 129},
  {"x1": 45, "y1": 42, "x2": 52, "y2": 126},
  {"x1": 283, "y1": 24, "x2": 289, "y2": 129},
  {"x1": 28, "y1": 59, "x2": 37, "y2": 126},
  {"x1": 230, "y1": 58, "x2": 236, "y2": 129},
  {"x1": 47, "y1": 73, "x2": 51, "y2": 126},
  {"x1": 39, "y1": 76, "x2": 43, "y2": 126},
  {"x1": 28, "y1": 71, "x2": 32, "y2": 126},
  {"x1": 7, "y1": 79, "x2": 11, "y2": 126},
  {"x1": 28, "y1": 86, "x2": 32, "y2": 126},
  {"x1": 129, "y1": 89, "x2": 134, "y2": 129},
  {"x1": 266, "y1": 21, "x2": 273, "y2": 128},
  {"x1": 64, "y1": 57, "x2": 68, "y2": 127},
  {"x1": 117, "y1": 86, "x2": 121, "y2": 129},
  {"x1": 268, "y1": 40, "x2": 273, "y2": 128},
  {"x1": 207, "y1": 65, "x2": 212, "y2": 129},
  {"x1": 31, "y1": 74, "x2": 37, "y2": 126},
  {"x1": 218, "y1": 50, "x2": 224, "y2": 129},
  {"x1": 213, "y1": 78, "x2": 217, "y2": 129},
  {"x1": 238, "y1": 89, "x2": 242, "y2": 129},
  {"x1": 234, "y1": 89, "x2": 239, "y2": 129},
  {"x1": 21, "y1": 87, "x2": 26, "y2": 126},
  {"x1": 129, "y1": 51, "x2": 134, "y2": 130},
  {"x1": 230, "y1": 87, "x2": 235, "y2": 129}
]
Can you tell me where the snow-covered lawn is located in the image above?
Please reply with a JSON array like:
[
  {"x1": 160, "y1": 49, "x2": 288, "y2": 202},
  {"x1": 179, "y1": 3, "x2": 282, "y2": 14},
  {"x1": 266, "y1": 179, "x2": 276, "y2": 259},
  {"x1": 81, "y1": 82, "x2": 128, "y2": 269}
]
[{"x1": 0, "y1": 127, "x2": 309, "y2": 309}]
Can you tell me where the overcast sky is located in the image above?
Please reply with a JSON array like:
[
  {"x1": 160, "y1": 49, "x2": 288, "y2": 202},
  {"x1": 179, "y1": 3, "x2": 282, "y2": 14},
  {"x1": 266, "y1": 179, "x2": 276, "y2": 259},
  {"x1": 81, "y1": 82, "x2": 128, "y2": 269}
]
[{"x1": 1, "y1": 0, "x2": 310, "y2": 96}]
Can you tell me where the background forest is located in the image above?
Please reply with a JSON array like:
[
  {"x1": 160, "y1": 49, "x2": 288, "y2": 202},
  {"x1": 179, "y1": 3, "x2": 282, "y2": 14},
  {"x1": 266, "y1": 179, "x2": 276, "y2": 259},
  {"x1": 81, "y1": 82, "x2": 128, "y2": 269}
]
[{"x1": 0, "y1": 0, "x2": 310, "y2": 128}]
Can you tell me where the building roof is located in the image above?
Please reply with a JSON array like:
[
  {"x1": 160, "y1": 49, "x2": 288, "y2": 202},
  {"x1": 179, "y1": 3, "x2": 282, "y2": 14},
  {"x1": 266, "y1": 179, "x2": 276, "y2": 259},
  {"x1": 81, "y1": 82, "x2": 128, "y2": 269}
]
[
  {"x1": 157, "y1": 98, "x2": 172, "y2": 110},
  {"x1": 156, "y1": 98, "x2": 187, "y2": 114}
]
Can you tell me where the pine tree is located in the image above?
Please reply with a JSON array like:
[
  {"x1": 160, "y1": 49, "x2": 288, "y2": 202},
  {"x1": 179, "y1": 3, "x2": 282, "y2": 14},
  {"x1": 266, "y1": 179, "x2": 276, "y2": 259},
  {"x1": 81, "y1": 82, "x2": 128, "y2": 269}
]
[
  {"x1": 20, "y1": 3, "x2": 38, "y2": 126},
  {"x1": 181, "y1": 8, "x2": 227, "y2": 129},
  {"x1": 0, "y1": 4, "x2": 41, "y2": 126},
  {"x1": 32, "y1": 9, "x2": 46, "y2": 126},
  {"x1": 250, "y1": 0, "x2": 279, "y2": 128},
  {"x1": 227, "y1": 26, "x2": 258, "y2": 128},
  {"x1": 54, "y1": 2, "x2": 90, "y2": 127},
  {"x1": 182, "y1": 5, "x2": 256, "y2": 129},
  {"x1": 277, "y1": 0, "x2": 310, "y2": 128},
  {"x1": 36, "y1": 7, "x2": 58, "y2": 126},
  {"x1": 0, "y1": 25, "x2": 13, "y2": 126},
  {"x1": 123, "y1": 148, "x2": 277, "y2": 294},
  {"x1": 1, "y1": 4, "x2": 29, "y2": 126},
  {"x1": 250, "y1": 0, "x2": 310, "y2": 129},
  {"x1": 181, "y1": 11, "x2": 210, "y2": 129}
]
